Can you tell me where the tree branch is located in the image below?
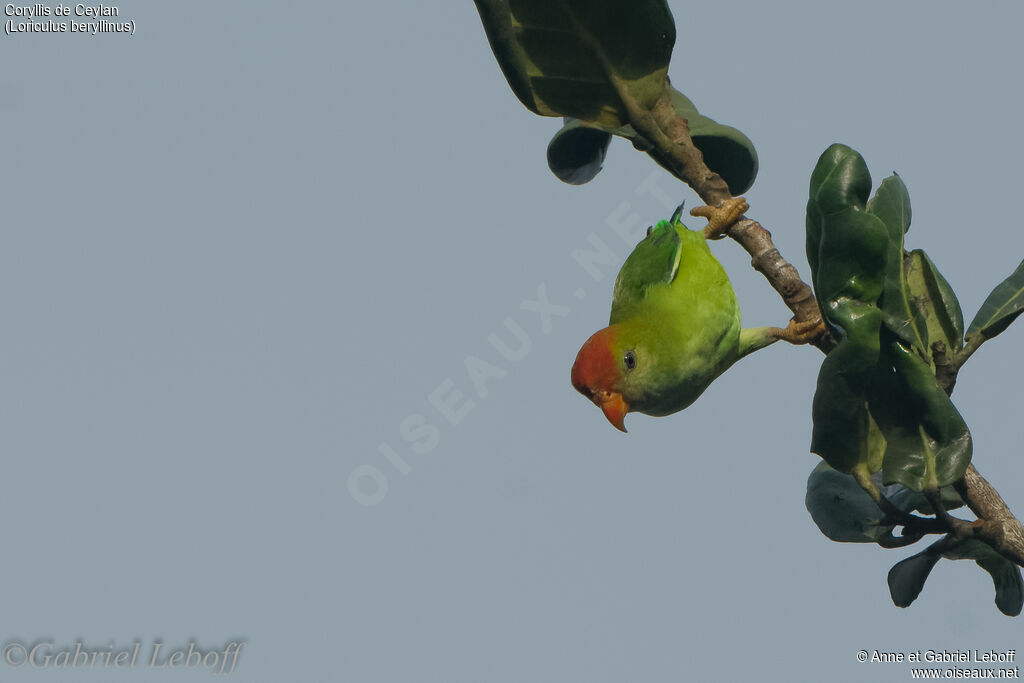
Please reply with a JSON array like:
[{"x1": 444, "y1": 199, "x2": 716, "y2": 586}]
[
  {"x1": 935, "y1": 348, "x2": 1024, "y2": 567},
  {"x1": 955, "y1": 468, "x2": 1024, "y2": 567},
  {"x1": 931, "y1": 341, "x2": 958, "y2": 395}
]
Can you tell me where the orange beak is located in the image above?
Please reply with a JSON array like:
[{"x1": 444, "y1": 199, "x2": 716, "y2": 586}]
[{"x1": 598, "y1": 391, "x2": 629, "y2": 432}]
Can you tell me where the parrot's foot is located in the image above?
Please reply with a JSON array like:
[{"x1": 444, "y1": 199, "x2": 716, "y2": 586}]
[
  {"x1": 691, "y1": 197, "x2": 750, "y2": 240},
  {"x1": 771, "y1": 317, "x2": 827, "y2": 345}
]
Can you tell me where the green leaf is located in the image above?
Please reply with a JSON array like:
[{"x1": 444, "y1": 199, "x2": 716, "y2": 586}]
[
  {"x1": 683, "y1": 122, "x2": 758, "y2": 196},
  {"x1": 810, "y1": 375, "x2": 873, "y2": 474},
  {"x1": 474, "y1": 0, "x2": 675, "y2": 129},
  {"x1": 805, "y1": 145, "x2": 889, "y2": 474},
  {"x1": 805, "y1": 463, "x2": 890, "y2": 543},
  {"x1": 807, "y1": 144, "x2": 872, "y2": 224},
  {"x1": 859, "y1": 176, "x2": 963, "y2": 359},
  {"x1": 870, "y1": 337, "x2": 972, "y2": 491},
  {"x1": 865, "y1": 410, "x2": 887, "y2": 473},
  {"x1": 547, "y1": 87, "x2": 759, "y2": 193},
  {"x1": 888, "y1": 538, "x2": 1022, "y2": 614},
  {"x1": 866, "y1": 172, "x2": 911, "y2": 237},
  {"x1": 546, "y1": 118, "x2": 612, "y2": 185},
  {"x1": 885, "y1": 483, "x2": 965, "y2": 516},
  {"x1": 868, "y1": 175, "x2": 930, "y2": 356},
  {"x1": 914, "y1": 250, "x2": 965, "y2": 354},
  {"x1": 805, "y1": 146, "x2": 888, "y2": 336},
  {"x1": 966, "y1": 258, "x2": 1024, "y2": 342},
  {"x1": 888, "y1": 546, "x2": 941, "y2": 608},
  {"x1": 942, "y1": 539, "x2": 1024, "y2": 617},
  {"x1": 809, "y1": 292, "x2": 885, "y2": 474}
]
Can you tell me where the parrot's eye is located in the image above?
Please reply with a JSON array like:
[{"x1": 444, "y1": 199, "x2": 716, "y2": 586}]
[
  {"x1": 623, "y1": 350, "x2": 637, "y2": 371},
  {"x1": 645, "y1": 225, "x2": 653, "y2": 237}
]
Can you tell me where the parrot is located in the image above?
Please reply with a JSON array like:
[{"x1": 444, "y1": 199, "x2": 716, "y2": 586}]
[{"x1": 571, "y1": 198, "x2": 822, "y2": 432}]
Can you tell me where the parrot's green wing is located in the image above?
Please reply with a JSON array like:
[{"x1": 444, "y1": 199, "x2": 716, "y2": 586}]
[{"x1": 610, "y1": 219, "x2": 682, "y2": 324}]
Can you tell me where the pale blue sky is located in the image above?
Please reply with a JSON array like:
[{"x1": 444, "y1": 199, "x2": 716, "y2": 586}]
[{"x1": 2, "y1": 2, "x2": 1023, "y2": 682}]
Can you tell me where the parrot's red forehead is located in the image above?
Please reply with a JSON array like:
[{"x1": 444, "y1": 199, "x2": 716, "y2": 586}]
[{"x1": 571, "y1": 327, "x2": 619, "y2": 395}]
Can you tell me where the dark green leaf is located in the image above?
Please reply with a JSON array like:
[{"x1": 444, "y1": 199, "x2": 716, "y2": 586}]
[
  {"x1": 810, "y1": 209, "x2": 889, "y2": 312},
  {"x1": 805, "y1": 463, "x2": 890, "y2": 543},
  {"x1": 474, "y1": 0, "x2": 675, "y2": 129},
  {"x1": 686, "y1": 124, "x2": 758, "y2": 196},
  {"x1": 805, "y1": 145, "x2": 889, "y2": 474},
  {"x1": 810, "y1": 372, "x2": 873, "y2": 474},
  {"x1": 546, "y1": 119, "x2": 611, "y2": 184},
  {"x1": 871, "y1": 337, "x2": 971, "y2": 491},
  {"x1": 914, "y1": 250, "x2": 965, "y2": 354},
  {"x1": 807, "y1": 143, "x2": 872, "y2": 221},
  {"x1": 885, "y1": 483, "x2": 965, "y2": 515},
  {"x1": 805, "y1": 147, "x2": 887, "y2": 324},
  {"x1": 868, "y1": 175, "x2": 930, "y2": 355},
  {"x1": 966, "y1": 258, "x2": 1024, "y2": 342},
  {"x1": 942, "y1": 539, "x2": 1024, "y2": 617},
  {"x1": 888, "y1": 546, "x2": 941, "y2": 608},
  {"x1": 866, "y1": 172, "x2": 911, "y2": 237},
  {"x1": 805, "y1": 145, "x2": 869, "y2": 300},
  {"x1": 474, "y1": 1, "x2": 537, "y2": 118}
]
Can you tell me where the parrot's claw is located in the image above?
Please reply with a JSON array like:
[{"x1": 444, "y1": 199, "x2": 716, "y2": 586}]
[
  {"x1": 771, "y1": 317, "x2": 827, "y2": 345},
  {"x1": 691, "y1": 197, "x2": 750, "y2": 240}
]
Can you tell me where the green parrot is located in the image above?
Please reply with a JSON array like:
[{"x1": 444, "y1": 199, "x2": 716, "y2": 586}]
[{"x1": 571, "y1": 198, "x2": 821, "y2": 431}]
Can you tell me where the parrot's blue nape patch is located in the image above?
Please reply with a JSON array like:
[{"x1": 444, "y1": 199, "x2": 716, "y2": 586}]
[
  {"x1": 646, "y1": 220, "x2": 676, "y2": 245},
  {"x1": 644, "y1": 203, "x2": 685, "y2": 243},
  {"x1": 669, "y1": 201, "x2": 686, "y2": 224}
]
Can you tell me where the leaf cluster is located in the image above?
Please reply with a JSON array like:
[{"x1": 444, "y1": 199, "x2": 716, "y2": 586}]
[
  {"x1": 475, "y1": 0, "x2": 756, "y2": 193},
  {"x1": 805, "y1": 144, "x2": 1024, "y2": 614}
]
